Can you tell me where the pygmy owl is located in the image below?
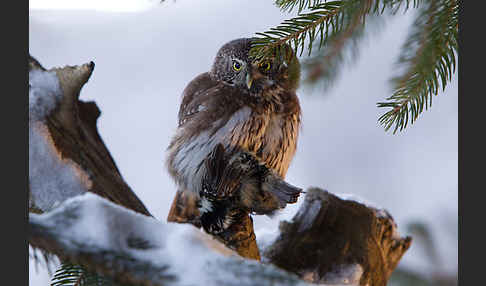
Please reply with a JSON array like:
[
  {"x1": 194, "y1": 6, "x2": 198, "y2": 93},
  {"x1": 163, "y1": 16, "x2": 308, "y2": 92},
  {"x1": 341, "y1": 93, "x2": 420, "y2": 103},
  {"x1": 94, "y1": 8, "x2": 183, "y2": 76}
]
[{"x1": 166, "y1": 38, "x2": 302, "y2": 234}]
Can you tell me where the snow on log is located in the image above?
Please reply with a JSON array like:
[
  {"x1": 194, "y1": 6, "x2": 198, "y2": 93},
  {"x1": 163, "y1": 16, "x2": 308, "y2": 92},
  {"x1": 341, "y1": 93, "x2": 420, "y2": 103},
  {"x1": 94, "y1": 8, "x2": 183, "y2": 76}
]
[
  {"x1": 264, "y1": 188, "x2": 412, "y2": 286},
  {"x1": 29, "y1": 193, "x2": 312, "y2": 286}
]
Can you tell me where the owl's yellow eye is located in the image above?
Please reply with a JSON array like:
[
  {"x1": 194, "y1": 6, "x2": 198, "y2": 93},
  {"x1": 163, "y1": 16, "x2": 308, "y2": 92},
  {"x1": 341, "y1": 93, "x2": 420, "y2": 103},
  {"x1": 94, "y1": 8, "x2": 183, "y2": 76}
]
[
  {"x1": 260, "y1": 62, "x2": 271, "y2": 71},
  {"x1": 233, "y1": 61, "x2": 242, "y2": 71}
]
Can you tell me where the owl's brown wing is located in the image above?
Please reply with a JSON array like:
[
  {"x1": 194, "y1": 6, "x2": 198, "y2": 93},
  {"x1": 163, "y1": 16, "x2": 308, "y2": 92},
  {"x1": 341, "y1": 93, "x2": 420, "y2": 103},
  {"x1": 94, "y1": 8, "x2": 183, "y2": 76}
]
[
  {"x1": 177, "y1": 72, "x2": 219, "y2": 127},
  {"x1": 168, "y1": 72, "x2": 221, "y2": 225}
]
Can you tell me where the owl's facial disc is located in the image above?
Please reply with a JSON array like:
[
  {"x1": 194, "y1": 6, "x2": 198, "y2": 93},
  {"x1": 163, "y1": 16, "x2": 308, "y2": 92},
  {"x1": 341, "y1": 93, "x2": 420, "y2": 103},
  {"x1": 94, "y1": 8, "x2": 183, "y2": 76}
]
[
  {"x1": 210, "y1": 38, "x2": 299, "y2": 92},
  {"x1": 226, "y1": 59, "x2": 274, "y2": 93}
]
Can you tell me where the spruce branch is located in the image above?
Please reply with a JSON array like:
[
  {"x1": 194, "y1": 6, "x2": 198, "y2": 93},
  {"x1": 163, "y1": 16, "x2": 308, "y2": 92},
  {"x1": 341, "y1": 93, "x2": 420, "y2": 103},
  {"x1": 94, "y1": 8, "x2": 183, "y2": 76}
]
[
  {"x1": 377, "y1": 0, "x2": 458, "y2": 133},
  {"x1": 51, "y1": 263, "x2": 119, "y2": 286},
  {"x1": 303, "y1": 1, "x2": 381, "y2": 87},
  {"x1": 250, "y1": 1, "x2": 344, "y2": 61},
  {"x1": 253, "y1": 0, "x2": 457, "y2": 132},
  {"x1": 250, "y1": 1, "x2": 407, "y2": 61}
]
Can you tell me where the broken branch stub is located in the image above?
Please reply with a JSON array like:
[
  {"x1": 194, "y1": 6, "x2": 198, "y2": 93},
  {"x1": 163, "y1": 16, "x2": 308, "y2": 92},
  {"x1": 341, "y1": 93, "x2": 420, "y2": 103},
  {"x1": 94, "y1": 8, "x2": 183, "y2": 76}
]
[
  {"x1": 28, "y1": 55, "x2": 151, "y2": 216},
  {"x1": 264, "y1": 188, "x2": 412, "y2": 286}
]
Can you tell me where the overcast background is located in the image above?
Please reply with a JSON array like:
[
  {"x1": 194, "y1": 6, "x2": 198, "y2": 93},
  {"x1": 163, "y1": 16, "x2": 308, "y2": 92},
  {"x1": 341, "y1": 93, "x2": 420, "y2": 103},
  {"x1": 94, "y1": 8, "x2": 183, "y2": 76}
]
[{"x1": 29, "y1": 0, "x2": 457, "y2": 285}]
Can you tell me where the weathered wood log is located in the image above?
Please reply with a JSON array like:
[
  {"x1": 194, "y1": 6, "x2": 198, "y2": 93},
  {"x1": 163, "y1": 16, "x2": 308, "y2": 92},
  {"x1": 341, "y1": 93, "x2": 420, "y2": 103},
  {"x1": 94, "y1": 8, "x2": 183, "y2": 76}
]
[{"x1": 264, "y1": 188, "x2": 412, "y2": 286}]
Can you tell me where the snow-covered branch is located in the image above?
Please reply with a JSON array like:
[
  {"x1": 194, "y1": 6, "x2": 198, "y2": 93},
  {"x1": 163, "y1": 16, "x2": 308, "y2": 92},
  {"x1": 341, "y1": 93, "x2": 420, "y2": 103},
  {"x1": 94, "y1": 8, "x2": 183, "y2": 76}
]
[{"x1": 30, "y1": 193, "x2": 310, "y2": 286}]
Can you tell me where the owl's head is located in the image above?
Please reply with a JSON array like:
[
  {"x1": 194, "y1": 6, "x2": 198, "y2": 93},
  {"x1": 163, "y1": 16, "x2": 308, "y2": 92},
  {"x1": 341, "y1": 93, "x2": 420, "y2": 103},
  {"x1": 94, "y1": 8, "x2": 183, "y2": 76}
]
[{"x1": 210, "y1": 38, "x2": 301, "y2": 94}]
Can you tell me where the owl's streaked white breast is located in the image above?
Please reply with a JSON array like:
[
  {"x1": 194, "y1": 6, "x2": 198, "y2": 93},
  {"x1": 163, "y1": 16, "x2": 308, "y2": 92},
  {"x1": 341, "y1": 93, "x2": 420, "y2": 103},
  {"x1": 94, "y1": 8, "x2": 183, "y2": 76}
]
[{"x1": 170, "y1": 106, "x2": 252, "y2": 196}]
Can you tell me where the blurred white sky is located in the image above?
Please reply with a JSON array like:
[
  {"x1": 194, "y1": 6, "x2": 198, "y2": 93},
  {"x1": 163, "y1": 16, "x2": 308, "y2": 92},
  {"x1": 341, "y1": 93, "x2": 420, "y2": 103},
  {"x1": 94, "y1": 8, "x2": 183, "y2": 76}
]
[
  {"x1": 29, "y1": 0, "x2": 158, "y2": 12},
  {"x1": 29, "y1": 1, "x2": 457, "y2": 285}
]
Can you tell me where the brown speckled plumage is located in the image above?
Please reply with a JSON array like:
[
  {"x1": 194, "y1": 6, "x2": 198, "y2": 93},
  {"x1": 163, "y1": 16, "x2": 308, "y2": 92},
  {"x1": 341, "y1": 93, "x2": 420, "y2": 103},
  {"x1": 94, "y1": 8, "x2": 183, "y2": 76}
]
[{"x1": 166, "y1": 38, "x2": 302, "y2": 233}]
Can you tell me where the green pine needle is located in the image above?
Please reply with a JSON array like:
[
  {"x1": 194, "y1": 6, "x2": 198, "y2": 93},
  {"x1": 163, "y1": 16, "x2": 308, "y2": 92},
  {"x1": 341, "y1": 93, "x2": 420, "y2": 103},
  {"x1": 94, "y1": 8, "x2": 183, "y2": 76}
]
[
  {"x1": 303, "y1": 2, "x2": 383, "y2": 87},
  {"x1": 275, "y1": 0, "x2": 327, "y2": 13},
  {"x1": 250, "y1": 1, "x2": 344, "y2": 61},
  {"x1": 252, "y1": 0, "x2": 458, "y2": 133},
  {"x1": 377, "y1": 0, "x2": 458, "y2": 133},
  {"x1": 51, "y1": 263, "x2": 117, "y2": 286},
  {"x1": 250, "y1": 1, "x2": 404, "y2": 69}
]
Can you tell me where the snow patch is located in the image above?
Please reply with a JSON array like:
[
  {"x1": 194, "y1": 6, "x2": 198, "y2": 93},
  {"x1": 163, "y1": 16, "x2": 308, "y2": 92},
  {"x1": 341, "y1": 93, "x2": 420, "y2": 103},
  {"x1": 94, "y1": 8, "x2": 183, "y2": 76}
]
[
  {"x1": 29, "y1": 68, "x2": 90, "y2": 212},
  {"x1": 254, "y1": 202, "x2": 302, "y2": 252},
  {"x1": 321, "y1": 263, "x2": 363, "y2": 285},
  {"x1": 29, "y1": 69, "x2": 62, "y2": 122},
  {"x1": 29, "y1": 121, "x2": 89, "y2": 212}
]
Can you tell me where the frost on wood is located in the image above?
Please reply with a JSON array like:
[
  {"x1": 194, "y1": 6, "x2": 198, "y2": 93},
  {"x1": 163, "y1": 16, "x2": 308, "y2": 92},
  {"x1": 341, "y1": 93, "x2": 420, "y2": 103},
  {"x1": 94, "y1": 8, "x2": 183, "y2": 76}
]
[
  {"x1": 264, "y1": 188, "x2": 412, "y2": 286},
  {"x1": 28, "y1": 55, "x2": 150, "y2": 215},
  {"x1": 29, "y1": 193, "x2": 310, "y2": 286}
]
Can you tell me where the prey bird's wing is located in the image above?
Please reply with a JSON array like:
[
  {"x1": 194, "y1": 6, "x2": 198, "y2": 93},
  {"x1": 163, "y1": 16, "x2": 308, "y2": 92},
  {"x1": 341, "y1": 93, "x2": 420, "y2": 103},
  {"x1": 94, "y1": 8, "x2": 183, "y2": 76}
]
[{"x1": 203, "y1": 144, "x2": 303, "y2": 215}]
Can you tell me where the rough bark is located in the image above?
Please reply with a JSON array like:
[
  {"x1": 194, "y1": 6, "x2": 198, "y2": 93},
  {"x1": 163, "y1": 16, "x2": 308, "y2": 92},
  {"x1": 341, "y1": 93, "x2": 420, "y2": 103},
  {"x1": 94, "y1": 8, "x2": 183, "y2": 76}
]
[
  {"x1": 29, "y1": 56, "x2": 411, "y2": 286},
  {"x1": 264, "y1": 188, "x2": 412, "y2": 286}
]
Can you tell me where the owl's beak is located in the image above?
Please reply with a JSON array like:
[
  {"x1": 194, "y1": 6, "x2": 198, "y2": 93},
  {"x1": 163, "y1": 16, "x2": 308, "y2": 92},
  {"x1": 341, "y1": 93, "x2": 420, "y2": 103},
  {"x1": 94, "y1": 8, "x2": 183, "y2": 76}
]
[{"x1": 246, "y1": 72, "x2": 253, "y2": 89}]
